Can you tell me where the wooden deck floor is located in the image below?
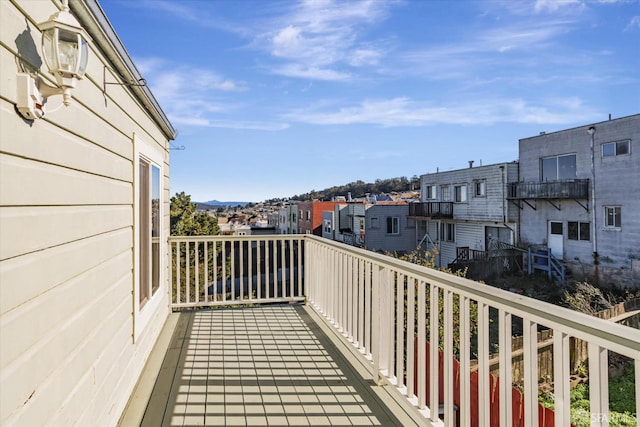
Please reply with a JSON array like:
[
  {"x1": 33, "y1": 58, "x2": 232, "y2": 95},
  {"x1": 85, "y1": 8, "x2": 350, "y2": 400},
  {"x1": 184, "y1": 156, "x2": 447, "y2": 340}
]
[{"x1": 122, "y1": 305, "x2": 417, "y2": 427}]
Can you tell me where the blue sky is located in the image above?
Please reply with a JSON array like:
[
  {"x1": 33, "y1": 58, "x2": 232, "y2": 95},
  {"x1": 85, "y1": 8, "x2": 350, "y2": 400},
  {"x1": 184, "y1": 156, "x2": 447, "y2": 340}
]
[{"x1": 99, "y1": 0, "x2": 640, "y2": 203}]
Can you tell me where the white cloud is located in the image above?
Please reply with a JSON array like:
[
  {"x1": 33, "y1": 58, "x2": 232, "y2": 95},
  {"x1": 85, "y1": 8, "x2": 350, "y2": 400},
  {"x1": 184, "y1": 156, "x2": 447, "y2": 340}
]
[
  {"x1": 284, "y1": 97, "x2": 600, "y2": 126},
  {"x1": 534, "y1": 0, "x2": 581, "y2": 13},
  {"x1": 625, "y1": 15, "x2": 640, "y2": 31},
  {"x1": 258, "y1": 0, "x2": 394, "y2": 79}
]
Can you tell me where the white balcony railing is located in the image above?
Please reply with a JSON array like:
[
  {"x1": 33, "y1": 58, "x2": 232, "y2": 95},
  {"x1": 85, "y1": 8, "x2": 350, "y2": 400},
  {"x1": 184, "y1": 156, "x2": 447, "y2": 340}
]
[{"x1": 169, "y1": 235, "x2": 640, "y2": 427}]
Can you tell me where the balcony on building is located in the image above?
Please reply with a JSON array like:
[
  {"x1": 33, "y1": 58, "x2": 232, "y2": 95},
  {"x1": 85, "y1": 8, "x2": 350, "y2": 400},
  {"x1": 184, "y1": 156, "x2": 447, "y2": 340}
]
[
  {"x1": 119, "y1": 234, "x2": 639, "y2": 427},
  {"x1": 408, "y1": 202, "x2": 454, "y2": 219},
  {"x1": 507, "y1": 179, "x2": 589, "y2": 200}
]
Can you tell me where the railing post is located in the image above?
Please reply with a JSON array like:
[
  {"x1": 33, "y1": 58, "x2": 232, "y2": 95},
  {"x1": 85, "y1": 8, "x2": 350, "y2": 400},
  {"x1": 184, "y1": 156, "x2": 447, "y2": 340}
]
[
  {"x1": 588, "y1": 343, "x2": 609, "y2": 427},
  {"x1": 553, "y1": 331, "x2": 570, "y2": 427},
  {"x1": 371, "y1": 264, "x2": 381, "y2": 383},
  {"x1": 478, "y1": 302, "x2": 490, "y2": 427},
  {"x1": 459, "y1": 296, "x2": 471, "y2": 427},
  {"x1": 499, "y1": 309, "x2": 513, "y2": 427},
  {"x1": 429, "y1": 284, "x2": 440, "y2": 423},
  {"x1": 523, "y1": 319, "x2": 539, "y2": 427}
]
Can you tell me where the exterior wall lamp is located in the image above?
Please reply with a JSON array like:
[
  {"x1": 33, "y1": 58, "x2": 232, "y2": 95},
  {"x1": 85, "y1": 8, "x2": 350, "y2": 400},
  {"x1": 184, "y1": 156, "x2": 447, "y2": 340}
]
[{"x1": 17, "y1": 0, "x2": 89, "y2": 120}]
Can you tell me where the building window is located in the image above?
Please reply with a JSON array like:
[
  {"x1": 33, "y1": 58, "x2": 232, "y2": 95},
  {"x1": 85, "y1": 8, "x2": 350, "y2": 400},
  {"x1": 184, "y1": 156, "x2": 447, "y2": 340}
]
[
  {"x1": 371, "y1": 217, "x2": 379, "y2": 229},
  {"x1": 440, "y1": 223, "x2": 455, "y2": 242},
  {"x1": 306, "y1": 210, "x2": 311, "y2": 220},
  {"x1": 441, "y1": 185, "x2": 450, "y2": 201},
  {"x1": 324, "y1": 220, "x2": 332, "y2": 233},
  {"x1": 386, "y1": 217, "x2": 399, "y2": 234},
  {"x1": 568, "y1": 221, "x2": 590, "y2": 241},
  {"x1": 454, "y1": 184, "x2": 467, "y2": 202},
  {"x1": 359, "y1": 219, "x2": 364, "y2": 230},
  {"x1": 474, "y1": 180, "x2": 486, "y2": 197},
  {"x1": 425, "y1": 185, "x2": 437, "y2": 199},
  {"x1": 604, "y1": 206, "x2": 621, "y2": 228},
  {"x1": 540, "y1": 154, "x2": 576, "y2": 181},
  {"x1": 602, "y1": 140, "x2": 630, "y2": 157},
  {"x1": 138, "y1": 157, "x2": 161, "y2": 307}
]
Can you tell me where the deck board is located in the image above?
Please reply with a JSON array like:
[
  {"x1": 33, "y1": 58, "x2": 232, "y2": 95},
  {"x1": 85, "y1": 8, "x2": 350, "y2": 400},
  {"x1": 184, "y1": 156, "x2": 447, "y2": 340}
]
[{"x1": 136, "y1": 305, "x2": 408, "y2": 426}]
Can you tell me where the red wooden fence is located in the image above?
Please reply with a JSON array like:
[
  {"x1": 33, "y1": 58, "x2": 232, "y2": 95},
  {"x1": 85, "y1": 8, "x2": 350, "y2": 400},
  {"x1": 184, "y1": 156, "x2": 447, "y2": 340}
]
[{"x1": 413, "y1": 340, "x2": 571, "y2": 426}]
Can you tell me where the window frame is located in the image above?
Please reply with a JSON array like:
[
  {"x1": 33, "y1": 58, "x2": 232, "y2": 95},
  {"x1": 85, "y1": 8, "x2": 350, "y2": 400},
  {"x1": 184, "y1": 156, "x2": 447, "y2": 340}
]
[
  {"x1": 425, "y1": 184, "x2": 437, "y2": 200},
  {"x1": 454, "y1": 184, "x2": 467, "y2": 203},
  {"x1": 440, "y1": 222, "x2": 455, "y2": 242},
  {"x1": 441, "y1": 185, "x2": 450, "y2": 201},
  {"x1": 567, "y1": 221, "x2": 590, "y2": 241},
  {"x1": 134, "y1": 135, "x2": 165, "y2": 342},
  {"x1": 540, "y1": 153, "x2": 577, "y2": 181},
  {"x1": 604, "y1": 206, "x2": 621, "y2": 229},
  {"x1": 474, "y1": 180, "x2": 486, "y2": 197},
  {"x1": 386, "y1": 216, "x2": 400, "y2": 235},
  {"x1": 602, "y1": 140, "x2": 630, "y2": 158}
]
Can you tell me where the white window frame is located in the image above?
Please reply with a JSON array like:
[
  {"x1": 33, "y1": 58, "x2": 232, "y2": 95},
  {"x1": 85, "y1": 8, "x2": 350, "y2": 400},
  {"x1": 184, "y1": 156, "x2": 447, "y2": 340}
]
[
  {"x1": 425, "y1": 185, "x2": 437, "y2": 199},
  {"x1": 387, "y1": 216, "x2": 400, "y2": 235},
  {"x1": 440, "y1": 222, "x2": 455, "y2": 242},
  {"x1": 134, "y1": 135, "x2": 165, "y2": 341},
  {"x1": 441, "y1": 185, "x2": 450, "y2": 201},
  {"x1": 604, "y1": 206, "x2": 621, "y2": 229},
  {"x1": 454, "y1": 184, "x2": 467, "y2": 203},
  {"x1": 474, "y1": 180, "x2": 486, "y2": 197}
]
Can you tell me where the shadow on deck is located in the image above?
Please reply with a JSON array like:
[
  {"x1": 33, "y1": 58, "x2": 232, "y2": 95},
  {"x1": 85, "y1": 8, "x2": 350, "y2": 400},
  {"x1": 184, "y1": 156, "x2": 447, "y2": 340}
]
[{"x1": 120, "y1": 305, "x2": 417, "y2": 427}]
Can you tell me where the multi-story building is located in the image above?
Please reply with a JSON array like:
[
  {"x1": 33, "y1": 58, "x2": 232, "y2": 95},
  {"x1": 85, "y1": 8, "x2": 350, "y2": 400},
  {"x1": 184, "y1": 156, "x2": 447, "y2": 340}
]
[
  {"x1": 297, "y1": 200, "x2": 346, "y2": 235},
  {"x1": 511, "y1": 114, "x2": 640, "y2": 287},
  {"x1": 277, "y1": 203, "x2": 298, "y2": 234},
  {"x1": 364, "y1": 202, "x2": 414, "y2": 254},
  {"x1": 332, "y1": 202, "x2": 372, "y2": 247},
  {"x1": 1, "y1": 1, "x2": 176, "y2": 424},
  {"x1": 417, "y1": 162, "x2": 520, "y2": 268}
]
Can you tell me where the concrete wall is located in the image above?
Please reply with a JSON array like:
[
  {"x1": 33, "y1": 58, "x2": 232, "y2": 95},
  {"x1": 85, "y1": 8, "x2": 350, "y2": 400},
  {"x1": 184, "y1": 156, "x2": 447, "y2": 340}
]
[
  {"x1": 0, "y1": 1, "x2": 174, "y2": 425},
  {"x1": 518, "y1": 115, "x2": 640, "y2": 287}
]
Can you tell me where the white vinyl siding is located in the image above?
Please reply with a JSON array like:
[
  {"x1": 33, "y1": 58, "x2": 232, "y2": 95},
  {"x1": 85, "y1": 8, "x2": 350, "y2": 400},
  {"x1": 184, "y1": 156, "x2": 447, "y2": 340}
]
[{"x1": 0, "y1": 1, "x2": 172, "y2": 425}]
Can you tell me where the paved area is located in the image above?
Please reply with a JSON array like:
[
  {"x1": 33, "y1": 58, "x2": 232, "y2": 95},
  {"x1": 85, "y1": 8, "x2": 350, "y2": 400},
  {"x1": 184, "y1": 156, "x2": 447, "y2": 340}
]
[{"x1": 137, "y1": 305, "x2": 407, "y2": 426}]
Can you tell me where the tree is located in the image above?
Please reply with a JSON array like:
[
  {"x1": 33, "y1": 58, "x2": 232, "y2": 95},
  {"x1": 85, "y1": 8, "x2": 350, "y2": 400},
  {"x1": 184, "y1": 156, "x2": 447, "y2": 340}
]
[{"x1": 170, "y1": 191, "x2": 219, "y2": 236}]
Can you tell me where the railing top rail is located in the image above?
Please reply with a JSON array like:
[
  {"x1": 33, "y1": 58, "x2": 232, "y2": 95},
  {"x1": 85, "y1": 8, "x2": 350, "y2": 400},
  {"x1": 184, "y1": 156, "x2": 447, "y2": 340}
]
[
  {"x1": 304, "y1": 235, "x2": 640, "y2": 357},
  {"x1": 168, "y1": 234, "x2": 305, "y2": 242}
]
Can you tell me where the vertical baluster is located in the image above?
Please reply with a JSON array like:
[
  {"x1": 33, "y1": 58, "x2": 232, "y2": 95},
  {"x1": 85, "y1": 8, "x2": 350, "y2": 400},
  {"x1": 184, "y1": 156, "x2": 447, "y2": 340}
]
[
  {"x1": 230, "y1": 241, "x2": 236, "y2": 301},
  {"x1": 406, "y1": 276, "x2": 416, "y2": 399},
  {"x1": 396, "y1": 273, "x2": 405, "y2": 389},
  {"x1": 186, "y1": 242, "x2": 190, "y2": 304},
  {"x1": 204, "y1": 241, "x2": 209, "y2": 302},
  {"x1": 553, "y1": 331, "x2": 570, "y2": 427},
  {"x1": 213, "y1": 239, "x2": 218, "y2": 301},
  {"x1": 459, "y1": 296, "x2": 471, "y2": 427},
  {"x1": 357, "y1": 258, "x2": 364, "y2": 350},
  {"x1": 256, "y1": 239, "x2": 261, "y2": 300},
  {"x1": 443, "y1": 289, "x2": 454, "y2": 425},
  {"x1": 272, "y1": 238, "x2": 277, "y2": 299},
  {"x1": 351, "y1": 256, "x2": 358, "y2": 343},
  {"x1": 248, "y1": 239, "x2": 253, "y2": 301},
  {"x1": 194, "y1": 241, "x2": 199, "y2": 303},
  {"x1": 280, "y1": 239, "x2": 286, "y2": 299},
  {"x1": 417, "y1": 280, "x2": 426, "y2": 409},
  {"x1": 478, "y1": 302, "x2": 490, "y2": 427},
  {"x1": 588, "y1": 343, "x2": 609, "y2": 427},
  {"x1": 523, "y1": 319, "x2": 538, "y2": 427},
  {"x1": 221, "y1": 241, "x2": 226, "y2": 302},
  {"x1": 347, "y1": 255, "x2": 353, "y2": 340},
  {"x1": 175, "y1": 241, "x2": 181, "y2": 304},
  {"x1": 372, "y1": 264, "x2": 381, "y2": 383},
  {"x1": 499, "y1": 310, "x2": 513, "y2": 427},
  {"x1": 429, "y1": 284, "x2": 439, "y2": 423},
  {"x1": 364, "y1": 261, "x2": 372, "y2": 356},
  {"x1": 265, "y1": 240, "x2": 270, "y2": 300}
]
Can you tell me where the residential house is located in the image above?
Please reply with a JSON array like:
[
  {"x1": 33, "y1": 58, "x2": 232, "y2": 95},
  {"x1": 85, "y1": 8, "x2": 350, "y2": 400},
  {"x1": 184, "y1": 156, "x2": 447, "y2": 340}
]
[
  {"x1": 364, "y1": 202, "x2": 415, "y2": 254},
  {"x1": 1, "y1": 0, "x2": 176, "y2": 425},
  {"x1": 297, "y1": 200, "x2": 346, "y2": 236},
  {"x1": 333, "y1": 202, "x2": 371, "y2": 247},
  {"x1": 511, "y1": 114, "x2": 640, "y2": 287},
  {"x1": 277, "y1": 203, "x2": 298, "y2": 234},
  {"x1": 418, "y1": 162, "x2": 520, "y2": 268}
]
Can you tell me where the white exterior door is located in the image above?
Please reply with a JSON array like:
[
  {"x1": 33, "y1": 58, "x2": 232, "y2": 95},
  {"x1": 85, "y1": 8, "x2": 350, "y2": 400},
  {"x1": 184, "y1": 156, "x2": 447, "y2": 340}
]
[{"x1": 548, "y1": 221, "x2": 564, "y2": 259}]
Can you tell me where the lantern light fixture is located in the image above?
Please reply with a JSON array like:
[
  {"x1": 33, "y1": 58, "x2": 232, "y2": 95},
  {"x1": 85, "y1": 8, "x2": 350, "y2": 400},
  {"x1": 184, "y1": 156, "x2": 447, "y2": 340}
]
[{"x1": 17, "y1": 0, "x2": 89, "y2": 120}]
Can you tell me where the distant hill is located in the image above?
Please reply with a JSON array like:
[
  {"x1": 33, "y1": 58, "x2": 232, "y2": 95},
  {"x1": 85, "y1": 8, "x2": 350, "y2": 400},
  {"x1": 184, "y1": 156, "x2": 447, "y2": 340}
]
[{"x1": 200, "y1": 200, "x2": 250, "y2": 208}]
